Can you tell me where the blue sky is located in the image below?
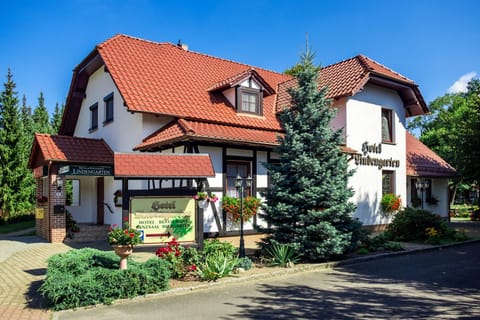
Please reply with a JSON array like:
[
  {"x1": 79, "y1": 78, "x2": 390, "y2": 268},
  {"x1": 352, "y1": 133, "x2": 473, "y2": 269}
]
[{"x1": 0, "y1": 0, "x2": 478, "y2": 113}]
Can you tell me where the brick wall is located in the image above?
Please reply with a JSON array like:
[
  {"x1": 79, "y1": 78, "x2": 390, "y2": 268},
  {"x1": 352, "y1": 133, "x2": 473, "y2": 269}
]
[
  {"x1": 35, "y1": 178, "x2": 49, "y2": 240},
  {"x1": 35, "y1": 166, "x2": 67, "y2": 243},
  {"x1": 49, "y1": 170, "x2": 66, "y2": 243}
]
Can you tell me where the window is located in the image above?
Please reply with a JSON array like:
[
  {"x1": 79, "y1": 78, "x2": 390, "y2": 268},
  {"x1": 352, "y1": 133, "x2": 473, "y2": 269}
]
[
  {"x1": 226, "y1": 160, "x2": 252, "y2": 198},
  {"x1": 89, "y1": 103, "x2": 98, "y2": 131},
  {"x1": 237, "y1": 87, "x2": 262, "y2": 115},
  {"x1": 381, "y1": 108, "x2": 393, "y2": 143},
  {"x1": 104, "y1": 92, "x2": 114, "y2": 124},
  {"x1": 411, "y1": 178, "x2": 420, "y2": 201},
  {"x1": 382, "y1": 170, "x2": 395, "y2": 195},
  {"x1": 65, "y1": 179, "x2": 80, "y2": 206}
]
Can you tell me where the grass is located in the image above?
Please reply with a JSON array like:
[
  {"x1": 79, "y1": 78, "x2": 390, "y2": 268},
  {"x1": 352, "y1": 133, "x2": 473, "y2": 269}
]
[{"x1": 0, "y1": 220, "x2": 35, "y2": 235}]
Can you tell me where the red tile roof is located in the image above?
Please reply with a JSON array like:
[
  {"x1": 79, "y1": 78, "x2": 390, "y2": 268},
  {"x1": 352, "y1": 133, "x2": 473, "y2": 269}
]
[
  {"x1": 96, "y1": 34, "x2": 290, "y2": 131},
  {"x1": 406, "y1": 132, "x2": 456, "y2": 177},
  {"x1": 135, "y1": 118, "x2": 357, "y2": 154},
  {"x1": 28, "y1": 134, "x2": 113, "y2": 168},
  {"x1": 114, "y1": 153, "x2": 214, "y2": 178},
  {"x1": 276, "y1": 55, "x2": 428, "y2": 115},
  {"x1": 135, "y1": 119, "x2": 281, "y2": 150},
  {"x1": 61, "y1": 35, "x2": 427, "y2": 136}
]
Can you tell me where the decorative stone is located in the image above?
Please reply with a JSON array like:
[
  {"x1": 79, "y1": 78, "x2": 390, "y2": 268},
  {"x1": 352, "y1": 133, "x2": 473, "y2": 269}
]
[
  {"x1": 286, "y1": 262, "x2": 295, "y2": 268},
  {"x1": 112, "y1": 244, "x2": 134, "y2": 270},
  {"x1": 234, "y1": 267, "x2": 245, "y2": 274}
]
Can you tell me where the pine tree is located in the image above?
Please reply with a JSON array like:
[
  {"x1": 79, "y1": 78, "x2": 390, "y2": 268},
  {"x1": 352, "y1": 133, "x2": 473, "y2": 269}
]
[
  {"x1": 261, "y1": 49, "x2": 359, "y2": 261},
  {"x1": 51, "y1": 102, "x2": 64, "y2": 134},
  {"x1": 0, "y1": 69, "x2": 32, "y2": 218},
  {"x1": 32, "y1": 92, "x2": 52, "y2": 134},
  {"x1": 18, "y1": 94, "x2": 36, "y2": 211}
]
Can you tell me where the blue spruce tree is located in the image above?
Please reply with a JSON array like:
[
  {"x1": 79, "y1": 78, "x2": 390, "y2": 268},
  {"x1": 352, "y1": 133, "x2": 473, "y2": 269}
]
[{"x1": 262, "y1": 49, "x2": 360, "y2": 261}]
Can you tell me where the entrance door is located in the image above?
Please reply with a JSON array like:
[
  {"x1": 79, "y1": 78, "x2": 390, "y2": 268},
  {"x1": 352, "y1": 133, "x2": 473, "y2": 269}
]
[{"x1": 96, "y1": 177, "x2": 104, "y2": 225}]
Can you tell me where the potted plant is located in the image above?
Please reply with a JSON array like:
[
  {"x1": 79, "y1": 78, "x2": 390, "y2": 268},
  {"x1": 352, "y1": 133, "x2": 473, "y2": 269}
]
[
  {"x1": 108, "y1": 217, "x2": 143, "y2": 269},
  {"x1": 222, "y1": 196, "x2": 261, "y2": 223},
  {"x1": 380, "y1": 193, "x2": 402, "y2": 216},
  {"x1": 193, "y1": 192, "x2": 218, "y2": 209}
]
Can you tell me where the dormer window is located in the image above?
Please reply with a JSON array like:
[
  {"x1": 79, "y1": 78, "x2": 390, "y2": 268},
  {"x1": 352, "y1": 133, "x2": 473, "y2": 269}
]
[
  {"x1": 209, "y1": 69, "x2": 274, "y2": 117},
  {"x1": 238, "y1": 87, "x2": 262, "y2": 114}
]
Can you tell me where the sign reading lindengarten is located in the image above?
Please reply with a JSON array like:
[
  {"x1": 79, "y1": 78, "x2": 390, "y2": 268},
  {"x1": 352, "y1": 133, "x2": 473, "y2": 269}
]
[{"x1": 129, "y1": 197, "x2": 196, "y2": 244}]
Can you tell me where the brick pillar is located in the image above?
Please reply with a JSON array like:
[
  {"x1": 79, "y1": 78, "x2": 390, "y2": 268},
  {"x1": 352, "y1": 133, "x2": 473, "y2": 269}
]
[
  {"x1": 35, "y1": 178, "x2": 49, "y2": 240},
  {"x1": 49, "y1": 168, "x2": 66, "y2": 243}
]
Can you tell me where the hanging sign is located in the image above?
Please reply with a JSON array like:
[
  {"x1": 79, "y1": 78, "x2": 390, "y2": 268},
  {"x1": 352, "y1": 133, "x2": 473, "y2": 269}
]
[
  {"x1": 59, "y1": 165, "x2": 113, "y2": 176},
  {"x1": 129, "y1": 197, "x2": 196, "y2": 244}
]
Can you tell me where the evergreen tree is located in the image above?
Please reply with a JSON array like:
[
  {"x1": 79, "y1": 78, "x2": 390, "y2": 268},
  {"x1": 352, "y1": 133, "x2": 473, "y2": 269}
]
[
  {"x1": 18, "y1": 94, "x2": 36, "y2": 210},
  {"x1": 261, "y1": 49, "x2": 358, "y2": 261},
  {"x1": 32, "y1": 91, "x2": 52, "y2": 134},
  {"x1": 51, "y1": 102, "x2": 64, "y2": 134},
  {"x1": 0, "y1": 69, "x2": 32, "y2": 217}
]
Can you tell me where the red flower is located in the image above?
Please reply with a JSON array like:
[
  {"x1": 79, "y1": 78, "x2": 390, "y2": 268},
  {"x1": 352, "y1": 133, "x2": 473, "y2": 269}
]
[
  {"x1": 129, "y1": 233, "x2": 135, "y2": 238},
  {"x1": 123, "y1": 217, "x2": 129, "y2": 221}
]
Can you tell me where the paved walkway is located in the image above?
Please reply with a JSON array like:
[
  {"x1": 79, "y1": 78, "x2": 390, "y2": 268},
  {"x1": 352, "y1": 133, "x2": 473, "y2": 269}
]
[{"x1": 0, "y1": 222, "x2": 478, "y2": 319}]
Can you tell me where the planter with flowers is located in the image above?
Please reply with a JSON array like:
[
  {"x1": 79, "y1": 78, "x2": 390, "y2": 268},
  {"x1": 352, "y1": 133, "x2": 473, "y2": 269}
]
[
  {"x1": 222, "y1": 196, "x2": 261, "y2": 223},
  {"x1": 193, "y1": 192, "x2": 218, "y2": 209},
  {"x1": 381, "y1": 193, "x2": 402, "y2": 216},
  {"x1": 108, "y1": 217, "x2": 143, "y2": 270}
]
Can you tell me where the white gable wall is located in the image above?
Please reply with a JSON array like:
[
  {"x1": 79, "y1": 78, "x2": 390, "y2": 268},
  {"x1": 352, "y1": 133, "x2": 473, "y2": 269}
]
[{"x1": 345, "y1": 84, "x2": 407, "y2": 225}]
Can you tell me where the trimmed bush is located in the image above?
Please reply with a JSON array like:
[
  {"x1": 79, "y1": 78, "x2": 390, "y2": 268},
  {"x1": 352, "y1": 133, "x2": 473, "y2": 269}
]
[
  {"x1": 386, "y1": 207, "x2": 452, "y2": 242},
  {"x1": 39, "y1": 248, "x2": 170, "y2": 310},
  {"x1": 201, "y1": 239, "x2": 238, "y2": 259}
]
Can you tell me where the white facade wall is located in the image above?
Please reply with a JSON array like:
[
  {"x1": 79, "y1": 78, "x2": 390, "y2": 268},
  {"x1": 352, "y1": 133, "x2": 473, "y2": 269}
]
[{"x1": 343, "y1": 84, "x2": 407, "y2": 225}]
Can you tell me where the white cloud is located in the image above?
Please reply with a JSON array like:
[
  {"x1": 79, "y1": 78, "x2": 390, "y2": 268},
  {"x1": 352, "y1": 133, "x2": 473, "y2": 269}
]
[{"x1": 447, "y1": 72, "x2": 477, "y2": 93}]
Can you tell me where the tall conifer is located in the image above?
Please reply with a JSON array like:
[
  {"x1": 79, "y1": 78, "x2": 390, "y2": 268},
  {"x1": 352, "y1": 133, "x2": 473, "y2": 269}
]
[
  {"x1": 32, "y1": 92, "x2": 52, "y2": 134},
  {"x1": 51, "y1": 102, "x2": 64, "y2": 134},
  {"x1": 0, "y1": 69, "x2": 31, "y2": 217},
  {"x1": 261, "y1": 49, "x2": 359, "y2": 261}
]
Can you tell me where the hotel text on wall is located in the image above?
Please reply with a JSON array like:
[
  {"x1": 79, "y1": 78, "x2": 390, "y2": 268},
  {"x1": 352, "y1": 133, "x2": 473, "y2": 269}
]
[{"x1": 353, "y1": 141, "x2": 400, "y2": 169}]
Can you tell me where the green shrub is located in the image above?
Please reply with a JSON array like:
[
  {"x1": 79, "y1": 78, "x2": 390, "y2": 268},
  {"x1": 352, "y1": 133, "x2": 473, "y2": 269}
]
[
  {"x1": 197, "y1": 253, "x2": 239, "y2": 281},
  {"x1": 264, "y1": 242, "x2": 301, "y2": 267},
  {"x1": 156, "y1": 239, "x2": 199, "y2": 279},
  {"x1": 383, "y1": 241, "x2": 404, "y2": 251},
  {"x1": 386, "y1": 207, "x2": 449, "y2": 242},
  {"x1": 202, "y1": 239, "x2": 238, "y2": 259},
  {"x1": 356, "y1": 247, "x2": 369, "y2": 255},
  {"x1": 39, "y1": 248, "x2": 170, "y2": 310},
  {"x1": 235, "y1": 256, "x2": 253, "y2": 271}
]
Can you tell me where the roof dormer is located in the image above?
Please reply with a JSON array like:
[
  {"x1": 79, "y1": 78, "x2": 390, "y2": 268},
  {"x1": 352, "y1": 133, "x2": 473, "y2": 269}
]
[{"x1": 208, "y1": 68, "x2": 275, "y2": 116}]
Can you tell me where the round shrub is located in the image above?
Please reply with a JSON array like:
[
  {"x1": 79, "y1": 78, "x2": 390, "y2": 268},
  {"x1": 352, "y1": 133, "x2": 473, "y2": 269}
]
[
  {"x1": 39, "y1": 248, "x2": 170, "y2": 310},
  {"x1": 386, "y1": 207, "x2": 448, "y2": 242}
]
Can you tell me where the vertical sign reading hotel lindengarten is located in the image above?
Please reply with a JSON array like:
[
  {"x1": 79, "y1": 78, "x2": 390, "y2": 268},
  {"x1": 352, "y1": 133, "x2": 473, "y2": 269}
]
[{"x1": 130, "y1": 197, "x2": 196, "y2": 244}]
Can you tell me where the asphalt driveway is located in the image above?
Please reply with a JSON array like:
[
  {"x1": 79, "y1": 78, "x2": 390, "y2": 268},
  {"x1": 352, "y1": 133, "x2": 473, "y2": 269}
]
[{"x1": 56, "y1": 241, "x2": 480, "y2": 320}]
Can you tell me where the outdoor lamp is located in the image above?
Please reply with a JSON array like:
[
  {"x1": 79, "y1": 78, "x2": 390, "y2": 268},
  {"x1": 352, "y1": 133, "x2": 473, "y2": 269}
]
[
  {"x1": 415, "y1": 179, "x2": 430, "y2": 209},
  {"x1": 235, "y1": 173, "x2": 253, "y2": 258}
]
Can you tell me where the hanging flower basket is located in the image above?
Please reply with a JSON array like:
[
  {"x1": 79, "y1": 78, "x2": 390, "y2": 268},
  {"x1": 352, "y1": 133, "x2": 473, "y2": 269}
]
[
  {"x1": 193, "y1": 192, "x2": 218, "y2": 209},
  {"x1": 222, "y1": 196, "x2": 261, "y2": 223},
  {"x1": 381, "y1": 193, "x2": 402, "y2": 216}
]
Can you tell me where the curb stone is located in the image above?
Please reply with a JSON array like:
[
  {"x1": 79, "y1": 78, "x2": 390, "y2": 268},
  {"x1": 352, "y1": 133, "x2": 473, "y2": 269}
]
[{"x1": 52, "y1": 238, "x2": 480, "y2": 319}]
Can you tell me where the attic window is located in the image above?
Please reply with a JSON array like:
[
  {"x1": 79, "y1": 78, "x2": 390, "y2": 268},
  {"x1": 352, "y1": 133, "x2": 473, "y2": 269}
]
[
  {"x1": 103, "y1": 92, "x2": 114, "y2": 124},
  {"x1": 237, "y1": 87, "x2": 262, "y2": 115}
]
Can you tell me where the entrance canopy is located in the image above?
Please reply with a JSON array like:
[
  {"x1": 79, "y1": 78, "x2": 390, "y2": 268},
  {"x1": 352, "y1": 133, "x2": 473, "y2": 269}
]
[{"x1": 28, "y1": 134, "x2": 214, "y2": 178}]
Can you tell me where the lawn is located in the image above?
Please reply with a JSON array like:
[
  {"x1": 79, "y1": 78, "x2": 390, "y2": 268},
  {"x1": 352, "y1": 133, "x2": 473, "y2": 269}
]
[{"x1": 0, "y1": 219, "x2": 35, "y2": 234}]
